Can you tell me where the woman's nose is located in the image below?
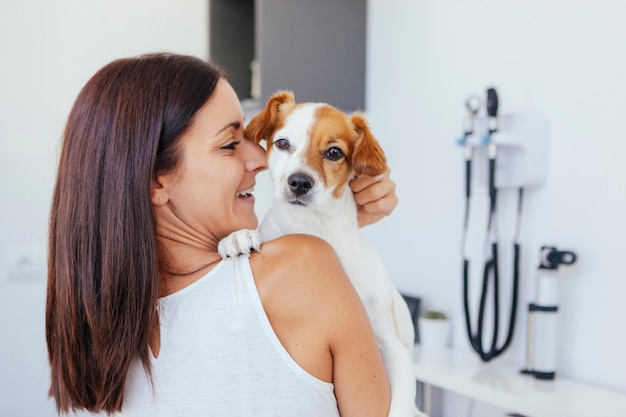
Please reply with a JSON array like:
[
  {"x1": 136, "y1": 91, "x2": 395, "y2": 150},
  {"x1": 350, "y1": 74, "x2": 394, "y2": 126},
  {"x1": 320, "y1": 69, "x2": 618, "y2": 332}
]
[{"x1": 244, "y1": 139, "x2": 268, "y2": 173}]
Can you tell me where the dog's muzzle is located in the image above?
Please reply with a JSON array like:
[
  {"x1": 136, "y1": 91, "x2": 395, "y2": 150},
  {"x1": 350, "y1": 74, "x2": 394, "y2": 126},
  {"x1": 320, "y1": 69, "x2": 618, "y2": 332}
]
[
  {"x1": 287, "y1": 172, "x2": 315, "y2": 202},
  {"x1": 288, "y1": 172, "x2": 314, "y2": 197}
]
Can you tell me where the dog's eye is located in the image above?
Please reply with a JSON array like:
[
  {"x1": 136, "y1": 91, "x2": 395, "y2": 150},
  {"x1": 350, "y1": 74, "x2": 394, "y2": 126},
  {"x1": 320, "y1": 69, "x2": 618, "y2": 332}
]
[
  {"x1": 324, "y1": 146, "x2": 345, "y2": 161},
  {"x1": 274, "y1": 138, "x2": 290, "y2": 150}
]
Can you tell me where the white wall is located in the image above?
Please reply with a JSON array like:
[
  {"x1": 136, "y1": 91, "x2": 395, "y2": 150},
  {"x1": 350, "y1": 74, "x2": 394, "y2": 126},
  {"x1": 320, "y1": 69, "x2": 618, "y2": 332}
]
[
  {"x1": 0, "y1": 1, "x2": 207, "y2": 415},
  {"x1": 365, "y1": 0, "x2": 626, "y2": 415}
]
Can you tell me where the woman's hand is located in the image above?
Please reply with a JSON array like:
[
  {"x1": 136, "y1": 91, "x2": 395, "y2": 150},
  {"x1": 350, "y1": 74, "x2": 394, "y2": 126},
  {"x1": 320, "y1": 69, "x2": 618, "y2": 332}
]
[{"x1": 350, "y1": 169, "x2": 398, "y2": 227}]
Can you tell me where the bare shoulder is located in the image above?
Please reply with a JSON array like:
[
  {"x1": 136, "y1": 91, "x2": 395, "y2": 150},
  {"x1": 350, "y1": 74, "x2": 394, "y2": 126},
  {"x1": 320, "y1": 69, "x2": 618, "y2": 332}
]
[
  {"x1": 253, "y1": 233, "x2": 336, "y2": 260},
  {"x1": 248, "y1": 233, "x2": 372, "y2": 349},
  {"x1": 250, "y1": 234, "x2": 339, "y2": 278},
  {"x1": 249, "y1": 234, "x2": 390, "y2": 415},
  {"x1": 248, "y1": 234, "x2": 361, "y2": 383},
  {"x1": 249, "y1": 234, "x2": 352, "y2": 308}
]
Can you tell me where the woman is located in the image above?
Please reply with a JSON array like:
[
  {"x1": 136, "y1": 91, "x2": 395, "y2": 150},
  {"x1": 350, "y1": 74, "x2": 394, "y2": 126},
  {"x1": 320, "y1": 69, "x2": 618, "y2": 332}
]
[{"x1": 46, "y1": 53, "x2": 396, "y2": 416}]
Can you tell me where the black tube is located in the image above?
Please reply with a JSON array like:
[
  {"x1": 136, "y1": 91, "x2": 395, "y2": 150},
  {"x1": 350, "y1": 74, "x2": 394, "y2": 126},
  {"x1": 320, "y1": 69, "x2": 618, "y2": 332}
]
[
  {"x1": 475, "y1": 257, "x2": 491, "y2": 360},
  {"x1": 465, "y1": 159, "x2": 472, "y2": 199},
  {"x1": 490, "y1": 242, "x2": 500, "y2": 357},
  {"x1": 489, "y1": 157, "x2": 497, "y2": 214},
  {"x1": 495, "y1": 243, "x2": 520, "y2": 355},
  {"x1": 462, "y1": 259, "x2": 473, "y2": 342}
]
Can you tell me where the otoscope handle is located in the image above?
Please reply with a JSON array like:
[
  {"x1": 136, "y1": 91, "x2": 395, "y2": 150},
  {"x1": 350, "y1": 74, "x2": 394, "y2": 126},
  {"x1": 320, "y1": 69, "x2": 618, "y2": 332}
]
[
  {"x1": 486, "y1": 143, "x2": 497, "y2": 214},
  {"x1": 487, "y1": 88, "x2": 499, "y2": 117},
  {"x1": 486, "y1": 88, "x2": 499, "y2": 134}
]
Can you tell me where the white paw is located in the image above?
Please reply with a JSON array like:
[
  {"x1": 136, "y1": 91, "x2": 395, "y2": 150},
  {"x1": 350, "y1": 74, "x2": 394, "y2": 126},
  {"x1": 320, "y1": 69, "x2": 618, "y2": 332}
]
[{"x1": 218, "y1": 229, "x2": 263, "y2": 260}]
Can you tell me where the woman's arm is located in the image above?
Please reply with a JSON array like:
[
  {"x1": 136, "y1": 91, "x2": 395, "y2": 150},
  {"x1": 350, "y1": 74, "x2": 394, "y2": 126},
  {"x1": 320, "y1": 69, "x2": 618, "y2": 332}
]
[
  {"x1": 325, "y1": 252, "x2": 392, "y2": 417},
  {"x1": 250, "y1": 235, "x2": 391, "y2": 417}
]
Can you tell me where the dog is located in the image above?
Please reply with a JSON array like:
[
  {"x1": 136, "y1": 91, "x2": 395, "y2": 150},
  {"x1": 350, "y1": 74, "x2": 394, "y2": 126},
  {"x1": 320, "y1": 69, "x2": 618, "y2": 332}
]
[{"x1": 218, "y1": 91, "x2": 422, "y2": 417}]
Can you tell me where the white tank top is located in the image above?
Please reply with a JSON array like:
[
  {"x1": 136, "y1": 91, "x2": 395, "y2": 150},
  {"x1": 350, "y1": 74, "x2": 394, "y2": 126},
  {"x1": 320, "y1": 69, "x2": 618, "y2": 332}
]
[{"x1": 117, "y1": 255, "x2": 340, "y2": 417}]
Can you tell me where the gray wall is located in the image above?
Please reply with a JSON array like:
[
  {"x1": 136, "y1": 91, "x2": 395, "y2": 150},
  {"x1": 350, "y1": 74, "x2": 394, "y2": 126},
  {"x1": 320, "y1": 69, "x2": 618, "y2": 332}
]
[
  {"x1": 210, "y1": 0, "x2": 255, "y2": 99},
  {"x1": 256, "y1": 0, "x2": 366, "y2": 111}
]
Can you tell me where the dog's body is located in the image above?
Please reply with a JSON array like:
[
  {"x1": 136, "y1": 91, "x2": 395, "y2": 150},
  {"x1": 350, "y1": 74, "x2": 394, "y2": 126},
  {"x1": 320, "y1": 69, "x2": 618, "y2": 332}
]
[{"x1": 219, "y1": 92, "x2": 421, "y2": 417}]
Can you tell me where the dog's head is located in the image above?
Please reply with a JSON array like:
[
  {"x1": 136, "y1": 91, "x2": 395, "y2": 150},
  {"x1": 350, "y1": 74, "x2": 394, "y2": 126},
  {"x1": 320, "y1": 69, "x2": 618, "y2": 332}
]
[{"x1": 245, "y1": 90, "x2": 387, "y2": 208}]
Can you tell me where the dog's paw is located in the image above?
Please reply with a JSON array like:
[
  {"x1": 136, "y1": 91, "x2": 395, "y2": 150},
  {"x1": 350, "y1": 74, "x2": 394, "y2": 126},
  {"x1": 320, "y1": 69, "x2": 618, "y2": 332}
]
[{"x1": 218, "y1": 229, "x2": 263, "y2": 260}]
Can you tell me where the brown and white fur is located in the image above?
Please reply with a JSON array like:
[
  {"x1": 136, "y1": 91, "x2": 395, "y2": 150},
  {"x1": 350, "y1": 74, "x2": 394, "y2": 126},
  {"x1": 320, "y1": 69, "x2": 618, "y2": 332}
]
[{"x1": 219, "y1": 91, "x2": 422, "y2": 417}]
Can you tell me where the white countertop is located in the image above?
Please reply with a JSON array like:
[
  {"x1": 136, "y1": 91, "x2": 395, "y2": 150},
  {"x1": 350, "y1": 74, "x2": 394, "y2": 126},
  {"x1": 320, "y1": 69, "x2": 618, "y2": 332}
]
[{"x1": 413, "y1": 347, "x2": 626, "y2": 417}]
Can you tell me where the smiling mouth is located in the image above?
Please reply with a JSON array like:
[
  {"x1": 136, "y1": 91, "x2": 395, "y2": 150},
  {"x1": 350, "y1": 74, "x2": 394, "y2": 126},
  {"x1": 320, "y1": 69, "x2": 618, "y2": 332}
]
[{"x1": 237, "y1": 187, "x2": 254, "y2": 198}]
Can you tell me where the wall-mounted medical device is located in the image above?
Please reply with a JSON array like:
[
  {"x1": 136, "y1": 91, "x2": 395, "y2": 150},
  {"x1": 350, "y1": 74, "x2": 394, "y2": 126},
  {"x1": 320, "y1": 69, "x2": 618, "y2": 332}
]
[
  {"x1": 521, "y1": 246, "x2": 577, "y2": 380},
  {"x1": 458, "y1": 87, "x2": 550, "y2": 362},
  {"x1": 457, "y1": 96, "x2": 550, "y2": 190}
]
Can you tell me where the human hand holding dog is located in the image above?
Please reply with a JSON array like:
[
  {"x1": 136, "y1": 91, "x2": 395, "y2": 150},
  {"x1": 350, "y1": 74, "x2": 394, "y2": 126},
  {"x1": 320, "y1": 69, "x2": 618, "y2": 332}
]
[{"x1": 350, "y1": 169, "x2": 398, "y2": 227}]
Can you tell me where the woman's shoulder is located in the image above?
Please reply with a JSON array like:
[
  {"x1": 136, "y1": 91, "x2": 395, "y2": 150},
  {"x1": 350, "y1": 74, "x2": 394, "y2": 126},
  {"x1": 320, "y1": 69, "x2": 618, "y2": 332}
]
[
  {"x1": 248, "y1": 233, "x2": 352, "y2": 320},
  {"x1": 262, "y1": 233, "x2": 333, "y2": 253},
  {"x1": 254, "y1": 233, "x2": 335, "y2": 263},
  {"x1": 248, "y1": 234, "x2": 353, "y2": 383},
  {"x1": 249, "y1": 234, "x2": 344, "y2": 289},
  {"x1": 248, "y1": 235, "x2": 390, "y2": 414}
]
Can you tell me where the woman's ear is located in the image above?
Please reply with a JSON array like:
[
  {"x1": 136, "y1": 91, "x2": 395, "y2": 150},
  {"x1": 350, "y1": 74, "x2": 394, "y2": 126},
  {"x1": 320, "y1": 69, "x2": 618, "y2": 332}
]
[{"x1": 151, "y1": 176, "x2": 170, "y2": 206}]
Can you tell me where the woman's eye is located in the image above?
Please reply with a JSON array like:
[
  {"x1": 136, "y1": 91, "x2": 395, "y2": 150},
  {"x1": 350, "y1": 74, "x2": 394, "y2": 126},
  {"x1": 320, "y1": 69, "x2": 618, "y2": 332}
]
[
  {"x1": 324, "y1": 146, "x2": 344, "y2": 161},
  {"x1": 274, "y1": 138, "x2": 290, "y2": 150},
  {"x1": 221, "y1": 141, "x2": 240, "y2": 150}
]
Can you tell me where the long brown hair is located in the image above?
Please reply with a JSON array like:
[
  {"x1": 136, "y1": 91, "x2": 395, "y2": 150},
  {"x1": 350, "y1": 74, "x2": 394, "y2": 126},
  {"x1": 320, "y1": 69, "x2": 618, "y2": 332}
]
[{"x1": 46, "y1": 53, "x2": 224, "y2": 413}]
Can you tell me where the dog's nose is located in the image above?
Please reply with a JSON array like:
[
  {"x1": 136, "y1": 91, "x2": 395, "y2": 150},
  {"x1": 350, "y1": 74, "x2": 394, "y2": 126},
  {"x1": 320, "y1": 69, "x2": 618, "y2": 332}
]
[{"x1": 288, "y1": 173, "x2": 314, "y2": 196}]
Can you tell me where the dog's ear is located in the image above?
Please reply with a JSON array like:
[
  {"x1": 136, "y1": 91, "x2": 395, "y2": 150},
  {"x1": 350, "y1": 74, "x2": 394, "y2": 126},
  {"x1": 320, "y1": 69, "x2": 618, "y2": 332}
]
[
  {"x1": 244, "y1": 90, "x2": 295, "y2": 145},
  {"x1": 351, "y1": 113, "x2": 388, "y2": 177}
]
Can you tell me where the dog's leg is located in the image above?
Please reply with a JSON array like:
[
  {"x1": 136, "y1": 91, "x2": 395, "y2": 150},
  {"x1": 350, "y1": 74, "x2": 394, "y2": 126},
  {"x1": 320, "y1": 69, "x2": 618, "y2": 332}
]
[
  {"x1": 217, "y1": 229, "x2": 263, "y2": 259},
  {"x1": 376, "y1": 329, "x2": 426, "y2": 417},
  {"x1": 365, "y1": 291, "x2": 424, "y2": 417},
  {"x1": 391, "y1": 288, "x2": 416, "y2": 354}
]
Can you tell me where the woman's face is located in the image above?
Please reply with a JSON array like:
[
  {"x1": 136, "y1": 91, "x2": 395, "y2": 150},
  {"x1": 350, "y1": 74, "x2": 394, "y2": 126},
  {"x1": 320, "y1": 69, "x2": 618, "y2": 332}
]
[{"x1": 154, "y1": 79, "x2": 267, "y2": 248}]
